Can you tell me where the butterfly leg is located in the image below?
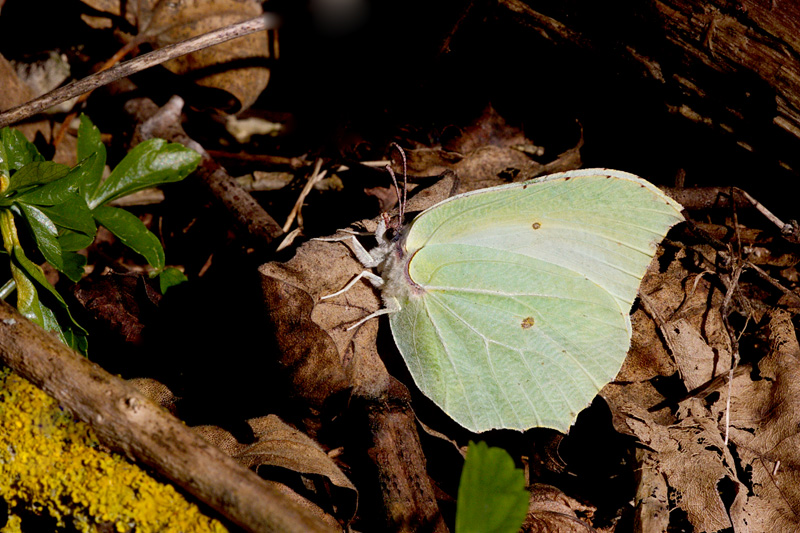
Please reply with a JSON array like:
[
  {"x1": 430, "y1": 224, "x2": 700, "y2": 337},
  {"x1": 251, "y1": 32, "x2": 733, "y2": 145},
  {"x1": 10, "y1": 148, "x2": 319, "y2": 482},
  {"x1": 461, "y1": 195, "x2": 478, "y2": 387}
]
[
  {"x1": 320, "y1": 270, "x2": 384, "y2": 301},
  {"x1": 345, "y1": 305, "x2": 394, "y2": 331},
  {"x1": 315, "y1": 234, "x2": 381, "y2": 268}
]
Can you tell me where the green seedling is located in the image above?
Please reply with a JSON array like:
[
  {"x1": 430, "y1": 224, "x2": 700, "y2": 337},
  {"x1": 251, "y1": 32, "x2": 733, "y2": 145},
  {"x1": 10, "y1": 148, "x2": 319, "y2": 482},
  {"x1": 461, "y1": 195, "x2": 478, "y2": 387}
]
[
  {"x1": 0, "y1": 115, "x2": 200, "y2": 353},
  {"x1": 456, "y1": 441, "x2": 529, "y2": 533}
]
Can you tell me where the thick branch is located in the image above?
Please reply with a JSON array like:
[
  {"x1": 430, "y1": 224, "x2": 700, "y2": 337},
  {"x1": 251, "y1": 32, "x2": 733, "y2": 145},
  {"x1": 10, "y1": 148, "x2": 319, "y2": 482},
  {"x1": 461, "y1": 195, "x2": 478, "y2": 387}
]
[{"x1": 0, "y1": 299, "x2": 334, "y2": 533}]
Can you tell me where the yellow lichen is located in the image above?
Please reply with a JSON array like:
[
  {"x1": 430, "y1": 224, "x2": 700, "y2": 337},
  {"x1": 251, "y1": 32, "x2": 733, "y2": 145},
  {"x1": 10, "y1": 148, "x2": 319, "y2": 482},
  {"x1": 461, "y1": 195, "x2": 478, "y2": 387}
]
[{"x1": 0, "y1": 367, "x2": 227, "y2": 533}]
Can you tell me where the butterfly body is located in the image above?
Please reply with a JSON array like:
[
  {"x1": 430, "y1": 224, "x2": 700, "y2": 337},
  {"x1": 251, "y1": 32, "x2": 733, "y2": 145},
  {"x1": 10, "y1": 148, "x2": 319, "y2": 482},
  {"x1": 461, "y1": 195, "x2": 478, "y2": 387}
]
[{"x1": 337, "y1": 168, "x2": 683, "y2": 433}]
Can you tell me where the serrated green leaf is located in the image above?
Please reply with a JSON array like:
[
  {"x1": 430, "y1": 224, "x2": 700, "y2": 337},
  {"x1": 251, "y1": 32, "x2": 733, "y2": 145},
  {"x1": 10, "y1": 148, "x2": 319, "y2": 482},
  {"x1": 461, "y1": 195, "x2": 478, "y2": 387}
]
[
  {"x1": 58, "y1": 230, "x2": 95, "y2": 252},
  {"x1": 0, "y1": 128, "x2": 43, "y2": 171},
  {"x1": 38, "y1": 195, "x2": 97, "y2": 236},
  {"x1": 15, "y1": 203, "x2": 63, "y2": 270},
  {"x1": 159, "y1": 267, "x2": 187, "y2": 294},
  {"x1": 14, "y1": 152, "x2": 99, "y2": 206},
  {"x1": 88, "y1": 139, "x2": 200, "y2": 209},
  {"x1": 77, "y1": 115, "x2": 107, "y2": 203},
  {"x1": 6, "y1": 161, "x2": 70, "y2": 195},
  {"x1": 455, "y1": 442, "x2": 529, "y2": 533},
  {"x1": 93, "y1": 205, "x2": 165, "y2": 270}
]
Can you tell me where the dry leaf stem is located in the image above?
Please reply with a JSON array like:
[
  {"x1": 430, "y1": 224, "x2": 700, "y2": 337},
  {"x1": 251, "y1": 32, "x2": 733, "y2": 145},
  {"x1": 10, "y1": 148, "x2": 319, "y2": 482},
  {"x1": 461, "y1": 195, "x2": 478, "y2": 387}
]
[
  {"x1": 0, "y1": 13, "x2": 279, "y2": 128},
  {"x1": 0, "y1": 299, "x2": 335, "y2": 533}
]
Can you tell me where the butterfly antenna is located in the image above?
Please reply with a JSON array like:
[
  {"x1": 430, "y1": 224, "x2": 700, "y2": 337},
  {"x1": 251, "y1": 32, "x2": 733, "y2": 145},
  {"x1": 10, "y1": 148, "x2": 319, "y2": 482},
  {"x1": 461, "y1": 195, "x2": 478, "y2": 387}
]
[
  {"x1": 388, "y1": 142, "x2": 408, "y2": 222},
  {"x1": 385, "y1": 164, "x2": 402, "y2": 228}
]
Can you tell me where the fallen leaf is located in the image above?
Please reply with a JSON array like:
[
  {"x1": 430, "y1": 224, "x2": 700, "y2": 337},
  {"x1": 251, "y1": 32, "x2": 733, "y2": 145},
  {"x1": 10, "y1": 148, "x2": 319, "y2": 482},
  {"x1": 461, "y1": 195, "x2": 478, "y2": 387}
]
[
  {"x1": 195, "y1": 414, "x2": 357, "y2": 523},
  {"x1": 522, "y1": 483, "x2": 593, "y2": 532},
  {"x1": 143, "y1": 0, "x2": 270, "y2": 112}
]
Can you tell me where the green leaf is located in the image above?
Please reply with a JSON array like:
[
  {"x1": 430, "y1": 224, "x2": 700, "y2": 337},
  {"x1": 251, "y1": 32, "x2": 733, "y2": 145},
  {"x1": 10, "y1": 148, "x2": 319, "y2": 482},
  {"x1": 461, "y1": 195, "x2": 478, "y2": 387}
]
[
  {"x1": 10, "y1": 243, "x2": 85, "y2": 334},
  {"x1": 76, "y1": 115, "x2": 107, "y2": 203},
  {"x1": 14, "y1": 152, "x2": 99, "y2": 206},
  {"x1": 9, "y1": 260, "x2": 45, "y2": 327},
  {"x1": 0, "y1": 136, "x2": 9, "y2": 182},
  {"x1": 0, "y1": 128, "x2": 43, "y2": 171},
  {"x1": 159, "y1": 267, "x2": 187, "y2": 294},
  {"x1": 63, "y1": 326, "x2": 89, "y2": 355},
  {"x1": 58, "y1": 230, "x2": 95, "y2": 252},
  {"x1": 61, "y1": 251, "x2": 87, "y2": 282},
  {"x1": 455, "y1": 442, "x2": 529, "y2": 533},
  {"x1": 15, "y1": 203, "x2": 64, "y2": 270},
  {"x1": 39, "y1": 195, "x2": 97, "y2": 236},
  {"x1": 77, "y1": 114, "x2": 106, "y2": 163},
  {"x1": 6, "y1": 161, "x2": 70, "y2": 195},
  {"x1": 88, "y1": 139, "x2": 200, "y2": 209},
  {"x1": 93, "y1": 205, "x2": 165, "y2": 270}
]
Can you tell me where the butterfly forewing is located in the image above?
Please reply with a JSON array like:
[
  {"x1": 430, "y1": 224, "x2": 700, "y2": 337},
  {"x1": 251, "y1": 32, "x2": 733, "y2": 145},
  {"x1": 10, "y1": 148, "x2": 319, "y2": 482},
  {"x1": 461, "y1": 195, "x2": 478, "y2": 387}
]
[{"x1": 386, "y1": 169, "x2": 683, "y2": 433}]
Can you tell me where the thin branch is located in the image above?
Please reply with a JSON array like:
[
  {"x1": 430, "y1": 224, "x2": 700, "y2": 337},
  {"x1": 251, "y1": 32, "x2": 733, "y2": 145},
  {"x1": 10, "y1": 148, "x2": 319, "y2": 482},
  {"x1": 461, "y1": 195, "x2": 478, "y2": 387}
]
[{"x1": 0, "y1": 13, "x2": 280, "y2": 128}]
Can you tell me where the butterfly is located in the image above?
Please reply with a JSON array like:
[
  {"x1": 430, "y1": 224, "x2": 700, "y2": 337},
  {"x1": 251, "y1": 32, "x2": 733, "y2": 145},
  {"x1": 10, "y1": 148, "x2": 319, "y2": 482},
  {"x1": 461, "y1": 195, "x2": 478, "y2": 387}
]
[{"x1": 323, "y1": 167, "x2": 683, "y2": 433}]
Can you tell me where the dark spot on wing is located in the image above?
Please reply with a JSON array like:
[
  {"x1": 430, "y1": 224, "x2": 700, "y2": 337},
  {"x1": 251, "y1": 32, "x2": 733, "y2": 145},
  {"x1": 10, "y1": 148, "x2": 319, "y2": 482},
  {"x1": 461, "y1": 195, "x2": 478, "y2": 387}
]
[
  {"x1": 521, "y1": 317, "x2": 535, "y2": 329},
  {"x1": 532, "y1": 222, "x2": 541, "y2": 230}
]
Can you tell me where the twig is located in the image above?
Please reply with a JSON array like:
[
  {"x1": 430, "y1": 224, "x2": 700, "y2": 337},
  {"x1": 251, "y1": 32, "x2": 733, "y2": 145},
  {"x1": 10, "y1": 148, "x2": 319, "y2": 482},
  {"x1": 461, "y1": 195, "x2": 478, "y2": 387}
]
[
  {"x1": 744, "y1": 260, "x2": 800, "y2": 307},
  {"x1": 283, "y1": 158, "x2": 325, "y2": 232},
  {"x1": 0, "y1": 299, "x2": 335, "y2": 533},
  {"x1": 132, "y1": 95, "x2": 284, "y2": 245},
  {"x1": 0, "y1": 13, "x2": 280, "y2": 128},
  {"x1": 734, "y1": 187, "x2": 800, "y2": 243}
]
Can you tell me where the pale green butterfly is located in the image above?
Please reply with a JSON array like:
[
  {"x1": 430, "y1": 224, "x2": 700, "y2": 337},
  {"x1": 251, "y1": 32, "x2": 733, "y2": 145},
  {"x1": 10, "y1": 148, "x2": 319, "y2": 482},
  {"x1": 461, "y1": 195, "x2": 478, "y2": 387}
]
[{"x1": 323, "y1": 167, "x2": 683, "y2": 433}]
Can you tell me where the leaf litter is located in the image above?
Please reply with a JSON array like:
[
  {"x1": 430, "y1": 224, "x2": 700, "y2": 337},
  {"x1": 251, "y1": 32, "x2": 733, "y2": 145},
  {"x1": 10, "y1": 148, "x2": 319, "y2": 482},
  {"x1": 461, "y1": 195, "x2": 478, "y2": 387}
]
[{"x1": 2, "y1": 4, "x2": 800, "y2": 531}]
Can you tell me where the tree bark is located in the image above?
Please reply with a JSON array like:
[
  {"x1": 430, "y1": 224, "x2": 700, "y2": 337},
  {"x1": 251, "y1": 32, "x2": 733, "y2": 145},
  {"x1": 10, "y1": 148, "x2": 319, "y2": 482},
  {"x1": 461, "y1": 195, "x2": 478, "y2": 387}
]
[{"x1": 498, "y1": 0, "x2": 800, "y2": 172}]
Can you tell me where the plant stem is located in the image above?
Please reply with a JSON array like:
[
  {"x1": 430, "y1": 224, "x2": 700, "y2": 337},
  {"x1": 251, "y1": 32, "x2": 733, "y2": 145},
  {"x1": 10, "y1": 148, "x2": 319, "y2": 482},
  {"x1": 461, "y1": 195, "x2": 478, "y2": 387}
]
[{"x1": 0, "y1": 279, "x2": 15, "y2": 300}]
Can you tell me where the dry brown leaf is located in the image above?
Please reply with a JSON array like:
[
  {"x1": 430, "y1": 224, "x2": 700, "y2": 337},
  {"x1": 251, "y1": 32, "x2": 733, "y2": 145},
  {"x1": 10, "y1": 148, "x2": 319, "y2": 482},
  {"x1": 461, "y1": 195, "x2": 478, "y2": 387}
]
[
  {"x1": 0, "y1": 53, "x2": 78, "y2": 165},
  {"x1": 195, "y1": 414, "x2": 357, "y2": 523},
  {"x1": 521, "y1": 483, "x2": 593, "y2": 532},
  {"x1": 128, "y1": 377, "x2": 180, "y2": 413},
  {"x1": 144, "y1": 0, "x2": 270, "y2": 112},
  {"x1": 599, "y1": 241, "x2": 800, "y2": 532},
  {"x1": 722, "y1": 309, "x2": 800, "y2": 530},
  {"x1": 82, "y1": 0, "x2": 270, "y2": 111},
  {"x1": 72, "y1": 272, "x2": 162, "y2": 346},
  {"x1": 601, "y1": 247, "x2": 749, "y2": 531},
  {"x1": 441, "y1": 104, "x2": 530, "y2": 154}
]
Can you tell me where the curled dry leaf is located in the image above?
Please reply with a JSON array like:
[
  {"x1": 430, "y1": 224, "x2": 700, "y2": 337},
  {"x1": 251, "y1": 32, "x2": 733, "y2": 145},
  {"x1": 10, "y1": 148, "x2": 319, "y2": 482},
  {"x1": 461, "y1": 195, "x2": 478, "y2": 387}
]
[
  {"x1": 128, "y1": 376, "x2": 180, "y2": 414},
  {"x1": 194, "y1": 415, "x2": 357, "y2": 524},
  {"x1": 521, "y1": 483, "x2": 593, "y2": 533},
  {"x1": 72, "y1": 272, "x2": 162, "y2": 346}
]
